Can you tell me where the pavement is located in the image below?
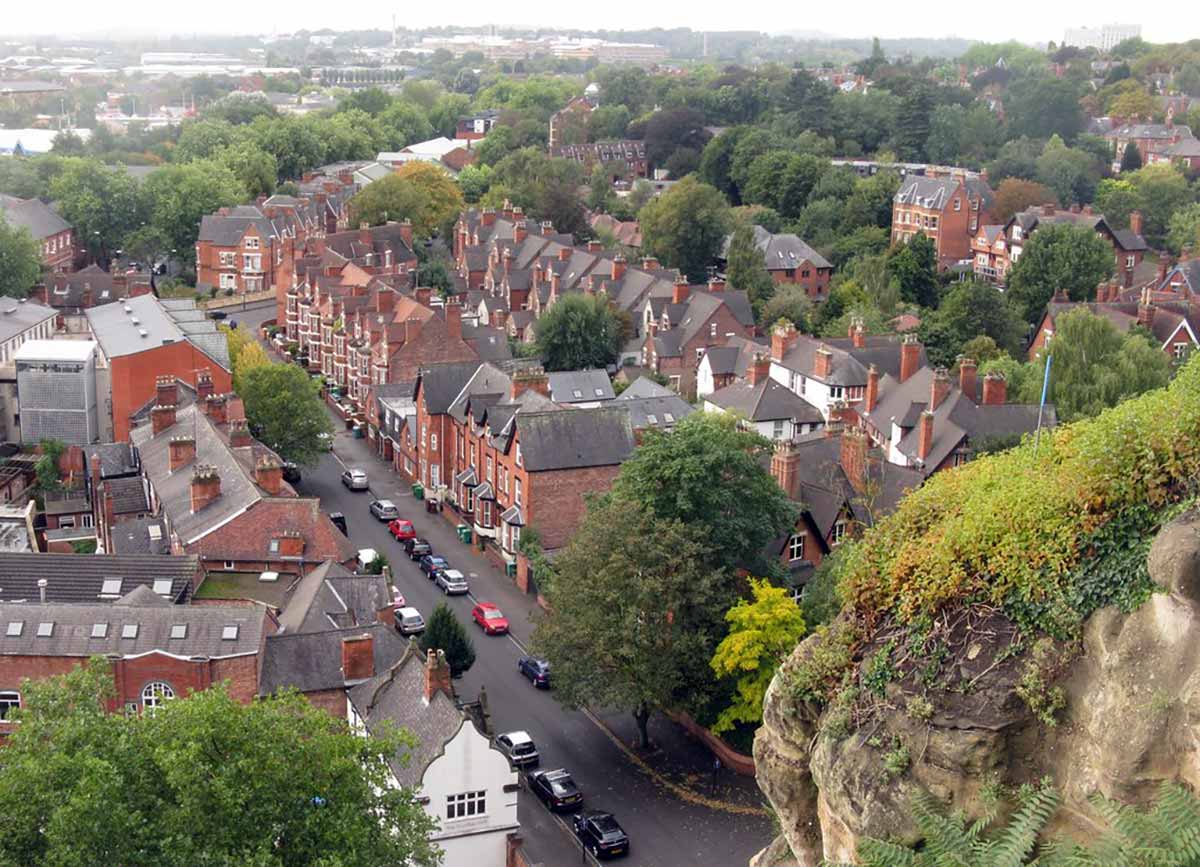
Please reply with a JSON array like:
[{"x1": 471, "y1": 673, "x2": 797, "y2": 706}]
[{"x1": 240, "y1": 300, "x2": 775, "y2": 867}]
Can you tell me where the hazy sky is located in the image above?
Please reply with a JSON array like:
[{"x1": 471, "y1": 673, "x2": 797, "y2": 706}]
[{"x1": 0, "y1": 2, "x2": 1176, "y2": 45}]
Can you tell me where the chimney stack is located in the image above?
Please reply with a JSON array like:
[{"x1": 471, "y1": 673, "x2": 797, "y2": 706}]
[
  {"x1": 748, "y1": 352, "x2": 770, "y2": 386},
  {"x1": 168, "y1": 436, "x2": 196, "y2": 472},
  {"x1": 771, "y1": 322, "x2": 799, "y2": 362},
  {"x1": 982, "y1": 372, "x2": 1007, "y2": 405},
  {"x1": 813, "y1": 345, "x2": 833, "y2": 380},
  {"x1": 587, "y1": 240, "x2": 603, "y2": 254},
  {"x1": 671, "y1": 277, "x2": 689, "y2": 305},
  {"x1": 612, "y1": 255, "x2": 627, "y2": 282},
  {"x1": 1042, "y1": 202, "x2": 1056, "y2": 216},
  {"x1": 865, "y1": 364, "x2": 879, "y2": 414},
  {"x1": 900, "y1": 333, "x2": 921, "y2": 383},
  {"x1": 206, "y1": 394, "x2": 228, "y2": 426},
  {"x1": 770, "y1": 440, "x2": 801, "y2": 499},
  {"x1": 445, "y1": 302, "x2": 462, "y2": 340},
  {"x1": 502, "y1": 248, "x2": 513, "y2": 275},
  {"x1": 189, "y1": 465, "x2": 222, "y2": 513},
  {"x1": 918, "y1": 411, "x2": 934, "y2": 462},
  {"x1": 510, "y1": 367, "x2": 550, "y2": 401},
  {"x1": 195, "y1": 369, "x2": 214, "y2": 401},
  {"x1": 1157, "y1": 257, "x2": 1170, "y2": 289},
  {"x1": 415, "y1": 286, "x2": 432, "y2": 308},
  {"x1": 929, "y1": 367, "x2": 951, "y2": 411},
  {"x1": 151, "y1": 404, "x2": 177, "y2": 436},
  {"x1": 541, "y1": 220, "x2": 554, "y2": 236},
  {"x1": 38, "y1": 578, "x2": 47, "y2": 604},
  {"x1": 641, "y1": 256, "x2": 660, "y2": 271},
  {"x1": 424, "y1": 648, "x2": 453, "y2": 701},
  {"x1": 958, "y1": 356, "x2": 977, "y2": 402},
  {"x1": 405, "y1": 316, "x2": 422, "y2": 345},
  {"x1": 707, "y1": 276, "x2": 725, "y2": 293},
  {"x1": 558, "y1": 246, "x2": 571, "y2": 262},
  {"x1": 513, "y1": 220, "x2": 528, "y2": 245},
  {"x1": 1130, "y1": 209, "x2": 1144, "y2": 237},
  {"x1": 849, "y1": 316, "x2": 865, "y2": 349},
  {"x1": 481, "y1": 208, "x2": 496, "y2": 227},
  {"x1": 1137, "y1": 286, "x2": 1156, "y2": 327},
  {"x1": 840, "y1": 427, "x2": 868, "y2": 494},
  {"x1": 398, "y1": 219, "x2": 413, "y2": 249},
  {"x1": 341, "y1": 633, "x2": 375, "y2": 683},
  {"x1": 359, "y1": 222, "x2": 372, "y2": 245},
  {"x1": 255, "y1": 454, "x2": 283, "y2": 495},
  {"x1": 155, "y1": 375, "x2": 178, "y2": 408}
]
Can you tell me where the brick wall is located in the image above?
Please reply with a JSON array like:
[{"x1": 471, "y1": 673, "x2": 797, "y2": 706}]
[
  {"x1": 304, "y1": 687, "x2": 348, "y2": 717},
  {"x1": 528, "y1": 465, "x2": 621, "y2": 551},
  {"x1": 110, "y1": 343, "x2": 232, "y2": 441}
]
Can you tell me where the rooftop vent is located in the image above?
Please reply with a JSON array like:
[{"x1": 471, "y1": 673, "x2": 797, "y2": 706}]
[
  {"x1": 130, "y1": 316, "x2": 139, "y2": 325},
  {"x1": 123, "y1": 304, "x2": 132, "y2": 313},
  {"x1": 138, "y1": 329, "x2": 148, "y2": 338}
]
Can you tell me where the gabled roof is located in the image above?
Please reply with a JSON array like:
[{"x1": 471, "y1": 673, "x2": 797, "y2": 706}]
[
  {"x1": 701, "y1": 335, "x2": 767, "y2": 377},
  {"x1": 0, "y1": 298, "x2": 56, "y2": 344},
  {"x1": 0, "y1": 195, "x2": 70, "y2": 239},
  {"x1": 0, "y1": 552, "x2": 198, "y2": 604},
  {"x1": 723, "y1": 225, "x2": 832, "y2": 271},
  {"x1": 615, "y1": 393, "x2": 695, "y2": 430},
  {"x1": 277, "y1": 560, "x2": 390, "y2": 634},
  {"x1": 548, "y1": 369, "x2": 615, "y2": 404},
  {"x1": 706, "y1": 378, "x2": 823, "y2": 424},
  {"x1": 260, "y1": 623, "x2": 409, "y2": 696},
  {"x1": 417, "y1": 362, "x2": 483, "y2": 414},
  {"x1": 616, "y1": 376, "x2": 674, "y2": 399},
  {"x1": 516, "y1": 407, "x2": 635, "y2": 471},
  {"x1": 894, "y1": 176, "x2": 959, "y2": 210},
  {"x1": 86, "y1": 295, "x2": 231, "y2": 370}
]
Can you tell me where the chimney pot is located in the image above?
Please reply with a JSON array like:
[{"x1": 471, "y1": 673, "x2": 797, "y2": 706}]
[
  {"x1": 424, "y1": 648, "x2": 453, "y2": 701},
  {"x1": 168, "y1": 436, "x2": 196, "y2": 472},
  {"x1": 151, "y1": 404, "x2": 177, "y2": 436},
  {"x1": 900, "y1": 334, "x2": 921, "y2": 383},
  {"x1": 189, "y1": 465, "x2": 222, "y2": 513},
  {"x1": 611, "y1": 255, "x2": 627, "y2": 282}
]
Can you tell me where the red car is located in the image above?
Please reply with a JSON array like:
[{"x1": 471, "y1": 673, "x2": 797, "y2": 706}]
[
  {"x1": 471, "y1": 602, "x2": 509, "y2": 635},
  {"x1": 388, "y1": 519, "x2": 416, "y2": 541}
]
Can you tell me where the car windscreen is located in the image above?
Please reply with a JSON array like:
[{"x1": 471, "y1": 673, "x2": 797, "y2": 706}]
[
  {"x1": 511, "y1": 743, "x2": 535, "y2": 755},
  {"x1": 483, "y1": 609, "x2": 503, "y2": 619}
]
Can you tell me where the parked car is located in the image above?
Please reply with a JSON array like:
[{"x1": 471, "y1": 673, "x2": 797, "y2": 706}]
[
  {"x1": 471, "y1": 602, "x2": 509, "y2": 635},
  {"x1": 395, "y1": 606, "x2": 425, "y2": 635},
  {"x1": 495, "y1": 731, "x2": 539, "y2": 768},
  {"x1": 404, "y1": 537, "x2": 432, "y2": 559},
  {"x1": 208, "y1": 310, "x2": 228, "y2": 320},
  {"x1": 572, "y1": 812, "x2": 629, "y2": 859},
  {"x1": 419, "y1": 554, "x2": 449, "y2": 579},
  {"x1": 436, "y1": 569, "x2": 469, "y2": 595},
  {"x1": 518, "y1": 656, "x2": 551, "y2": 689},
  {"x1": 281, "y1": 462, "x2": 301, "y2": 484},
  {"x1": 388, "y1": 518, "x2": 416, "y2": 541},
  {"x1": 370, "y1": 499, "x2": 400, "y2": 521},
  {"x1": 328, "y1": 512, "x2": 348, "y2": 536},
  {"x1": 526, "y1": 768, "x2": 582, "y2": 812},
  {"x1": 341, "y1": 468, "x2": 369, "y2": 490},
  {"x1": 391, "y1": 587, "x2": 406, "y2": 610}
]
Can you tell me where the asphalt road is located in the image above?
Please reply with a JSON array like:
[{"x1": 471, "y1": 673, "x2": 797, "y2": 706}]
[{"x1": 238, "y1": 300, "x2": 773, "y2": 867}]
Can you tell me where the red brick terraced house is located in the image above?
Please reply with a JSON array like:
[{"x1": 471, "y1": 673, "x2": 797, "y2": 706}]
[
  {"x1": 0, "y1": 194, "x2": 76, "y2": 272},
  {"x1": 1105, "y1": 121, "x2": 1194, "y2": 171},
  {"x1": 1029, "y1": 286, "x2": 1200, "y2": 363},
  {"x1": 0, "y1": 589, "x2": 272, "y2": 733},
  {"x1": 892, "y1": 173, "x2": 995, "y2": 270}
]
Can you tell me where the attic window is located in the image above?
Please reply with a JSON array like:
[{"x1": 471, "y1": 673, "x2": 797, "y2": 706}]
[
  {"x1": 663, "y1": 413, "x2": 675, "y2": 423},
  {"x1": 222, "y1": 625, "x2": 239, "y2": 641},
  {"x1": 594, "y1": 388, "x2": 605, "y2": 397},
  {"x1": 91, "y1": 623, "x2": 108, "y2": 639},
  {"x1": 5, "y1": 621, "x2": 22, "y2": 637},
  {"x1": 100, "y1": 578, "x2": 123, "y2": 596},
  {"x1": 122, "y1": 624, "x2": 139, "y2": 639},
  {"x1": 153, "y1": 579, "x2": 172, "y2": 596},
  {"x1": 572, "y1": 389, "x2": 583, "y2": 399},
  {"x1": 170, "y1": 624, "x2": 187, "y2": 640},
  {"x1": 36, "y1": 622, "x2": 53, "y2": 638},
  {"x1": 646, "y1": 414, "x2": 659, "y2": 425}
]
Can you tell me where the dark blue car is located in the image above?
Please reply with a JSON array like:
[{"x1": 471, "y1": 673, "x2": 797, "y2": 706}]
[
  {"x1": 518, "y1": 656, "x2": 551, "y2": 688},
  {"x1": 418, "y1": 554, "x2": 449, "y2": 580}
]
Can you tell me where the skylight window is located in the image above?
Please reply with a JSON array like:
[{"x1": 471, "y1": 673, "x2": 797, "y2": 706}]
[
  {"x1": 646, "y1": 414, "x2": 659, "y2": 425},
  {"x1": 122, "y1": 624, "x2": 139, "y2": 639},
  {"x1": 36, "y1": 622, "x2": 53, "y2": 638},
  {"x1": 6, "y1": 621, "x2": 22, "y2": 637},
  {"x1": 153, "y1": 579, "x2": 173, "y2": 596},
  {"x1": 572, "y1": 389, "x2": 583, "y2": 398},
  {"x1": 594, "y1": 388, "x2": 605, "y2": 396},
  {"x1": 222, "y1": 625, "x2": 239, "y2": 641},
  {"x1": 664, "y1": 413, "x2": 675, "y2": 423},
  {"x1": 91, "y1": 623, "x2": 108, "y2": 639},
  {"x1": 170, "y1": 624, "x2": 187, "y2": 640},
  {"x1": 100, "y1": 578, "x2": 123, "y2": 596}
]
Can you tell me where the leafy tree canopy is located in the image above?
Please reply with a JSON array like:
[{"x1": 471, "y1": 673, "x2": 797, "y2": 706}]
[
  {"x1": 239, "y1": 363, "x2": 333, "y2": 467},
  {"x1": 1006, "y1": 223, "x2": 1113, "y2": 322},
  {"x1": 533, "y1": 293, "x2": 623, "y2": 372},
  {"x1": 349, "y1": 161, "x2": 465, "y2": 240},
  {"x1": 419, "y1": 603, "x2": 476, "y2": 677},
  {"x1": 0, "y1": 222, "x2": 41, "y2": 298}
]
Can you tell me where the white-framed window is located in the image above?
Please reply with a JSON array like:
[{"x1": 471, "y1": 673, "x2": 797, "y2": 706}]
[
  {"x1": 710, "y1": 322, "x2": 717, "y2": 337},
  {"x1": 773, "y1": 419, "x2": 785, "y2": 439},
  {"x1": 0, "y1": 690, "x2": 19, "y2": 720},
  {"x1": 831, "y1": 520, "x2": 847, "y2": 546},
  {"x1": 511, "y1": 524, "x2": 521, "y2": 547},
  {"x1": 829, "y1": 386, "x2": 843, "y2": 400},
  {"x1": 695, "y1": 347, "x2": 705, "y2": 360},
  {"x1": 59, "y1": 516, "x2": 75, "y2": 528},
  {"x1": 1174, "y1": 342, "x2": 1190, "y2": 359},
  {"x1": 244, "y1": 236, "x2": 260, "y2": 249},
  {"x1": 1126, "y1": 254, "x2": 1136, "y2": 268},
  {"x1": 788, "y1": 533, "x2": 805, "y2": 562},
  {"x1": 514, "y1": 477, "x2": 522, "y2": 506},
  {"x1": 953, "y1": 198, "x2": 962, "y2": 211},
  {"x1": 141, "y1": 681, "x2": 175, "y2": 714},
  {"x1": 446, "y1": 790, "x2": 486, "y2": 820},
  {"x1": 243, "y1": 254, "x2": 262, "y2": 272},
  {"x1": 515, "y1": 444, "x2": 522, "y2": 467},
  {"x1": 431, "y1": 464, "x2": 440, "y2": 488},
  {"x1": 219, "y1": 251, "x2": 235, "y2": 267},
  {"x1": 223, "y1": 560, "x2": 235, "y2": 570},
  {"x1": 430, "y1": 433, "x2": 438, "y2": 451},
  {"x1": 219, "y1": 273, "x2": 236, "y2": 290}
]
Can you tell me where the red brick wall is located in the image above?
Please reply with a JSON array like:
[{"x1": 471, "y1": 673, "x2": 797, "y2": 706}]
[
  {"x1": 303, "y1": 687, "x2": 347, "y2": 717},
  {"x1": 771, "y1": 265, "x2": 832, "y2": 298},
  {"x1": 528, "y1": 464, "x2": 621, "y2": 550},
  {"x1": 211, "y1": 654, "x2": 260, "y2": 704},
  {"x1": 111, "y1": 343, "x2": 233, "y2": 441}
]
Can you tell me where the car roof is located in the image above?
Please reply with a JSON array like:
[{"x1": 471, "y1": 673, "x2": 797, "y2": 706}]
[
  {"x1": 347, "y1": 468, "x2": 367, "y2": 475},
  {"x1": 442, "y1": 569, "x2": 465, "y2": 578},
  {"x1": 543, "y1": 768, "x2": 571, "y2": 779},
  {"x1": 397, "y1": 606, "x2": 421, "y2": 617},
  {"x1": 476, "y1": 601, "x2": 499, "y2": 610},
  {"x1": 501, "y1": 730, "x2": 532, "y2": 744},
  {"x1": 377, "y1": 499, "x2": 396, "y2": 507}
]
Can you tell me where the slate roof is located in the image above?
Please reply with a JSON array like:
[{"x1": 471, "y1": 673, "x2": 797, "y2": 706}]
[
  {"x1": 516, "y1": 407, "x2": 635, "y2": 471},
  {"x1": 777, "y1": 334, "x2": 917, "y2": 386},
  {"x1": 277, "y1": 561, "x2": 390, "y2": 634},
  {"x1": 0, "y1": 196, "x2": 70, "y2": 239},
  {"x1": 701, "y1": 335, "x2": 767, "y2": 378},
  {"x1": 614, "y1": 393, "x2": 695, "y2": 430},
  {"x1": 106, "y1": 476, "x2": 150, "y2": 515},
  {"x1": 706, "y1": 379, "x2": 824, "y2": 424},
  {"x1": 348, "y1": 644, "x2": 465, "y2": 788},
  {"x1": 85, "y1": 442, "x2": 140, "y2": 479},
  {"x1": 723, "y1": 225, "x2": 832, "y2": 271},
  {"x1": 616, "y1": 376, "x2": 674, "y2": 399},
  {"x1": 45, "y1": 265, "x2": 149, "y2": 310},
  {"x1": 0, "y1": 552, "x2": 198, "y2": 604},
  {"x1": 652, "y1": 290, "x2": 754, "y2": 358},
  {"x1": 86, "y1": 295, "x2": 231, "y2": 370},
  {"x1": 108, "y1": 516, "x2": 171, "y2": 555},
  {"x1": 0, "y1": 298, "x2": 55, "y2": 344},
  {"x1": 0, "y1": 595, "x2": 264, "y2": 657},
  {"x1": 894, "y1": 176, "x2": 959, "y2": 210},
  {"x1": 259, "y1": 623, "x2": 409, "y2": 696},
  {"x1": 418, "y1": 361, "x2": 484, "y2": 414},
  {"x1": 548, "y1": 369, "x2": 615, "y2": 404}
]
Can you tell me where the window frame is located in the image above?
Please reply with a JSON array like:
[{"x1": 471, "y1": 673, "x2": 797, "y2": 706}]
[
  {"x1": 0, "y1": 690, "x2": 19, "y2": 721},
  {"x1": 141, "y1": 681, "x2": 175, "y2": 715},
  {"x1": 446, "y1": 790, "x2": 487, "y2": 820},
  {"x1": 787, "y1": 533, "x2": 806, "y2": 562}
]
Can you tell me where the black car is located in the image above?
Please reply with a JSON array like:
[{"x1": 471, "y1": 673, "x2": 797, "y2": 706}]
[
  {"x1": 526, "y1": 768, "x2": 582, "y2": 812},
  {"x1": 328, "y1": 512, "x2": 348, "y2": 536},
  {"x1": 404, "y1": 537, "x2": 432, "y2": 559},
  {"x1": 418, "y1": 554, "x2": 449, "y2": 579},
  {"x1": 572, "y1": 812, "x2": 629, "y2": 859},
  {"x1": 518, "y1": 656, "x2": 551, "y2": 688},
  {"x1": 281, "y1": 462, "x2": 301, "y2": 484},
  {"x1": 208, "y1": 310, "x2": 228, "y2": 320}
]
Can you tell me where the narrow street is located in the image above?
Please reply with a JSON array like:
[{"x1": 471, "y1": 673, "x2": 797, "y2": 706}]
[{"x1": 240, "y1": 302, "x2": 774, "y2": 866}]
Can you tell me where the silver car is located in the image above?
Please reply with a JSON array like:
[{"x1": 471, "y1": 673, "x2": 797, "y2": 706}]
[
  {"x1": 341, "y1": 468, "x2": 369, "y2": 491},
  {"x1": 395, "y1": 606, "x2": 425, "y2": 635},
  {"x1": 435, "y1": 568, "x2": 470, "y2": 595},
  {"x1": 496, "y1": 730, "x2": 540, "y2": 768},
  {"x1": 369, "y1": 499, "x2": 399, "y2": 520}
]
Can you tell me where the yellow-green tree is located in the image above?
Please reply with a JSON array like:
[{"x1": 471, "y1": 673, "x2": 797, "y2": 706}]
[
  {"x1": 233, "y1": 340, "x2": 270, "y2": 395},
  {"x1": 349, "y1": 161, "x2": 465, "y2": 239},
  {"x1": 710, "y1": 578, "x2": 806, "y2": 733}
]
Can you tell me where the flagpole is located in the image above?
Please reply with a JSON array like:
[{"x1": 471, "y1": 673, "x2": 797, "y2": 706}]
[{"x1": 1034, "y1": 350, "x2": 1052, "y2": 453}]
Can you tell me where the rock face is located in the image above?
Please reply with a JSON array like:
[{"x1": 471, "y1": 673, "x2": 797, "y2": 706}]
[{"x1": 753, "y1": 511, "x2": 1200, "y2": 864}]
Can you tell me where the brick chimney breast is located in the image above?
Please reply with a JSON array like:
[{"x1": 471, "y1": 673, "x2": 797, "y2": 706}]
[
  {"x1": 748, "y1": 352, "x2": 770, "y2": 386},
  {"x1": 510, "y1": 367, "x2": 550, "y2": 400},
  {"x1": 865, "y1": 364, "x2": 880, "y2": 414},
  {"x1": 612, "y1": 255, "x2": 627, "y2": 282},
  {"x1": 255, "y1": 454, "x2": 283, "y2": 495},
  {"x1": 900, "y1": 333, "x2": 921, "y2": 383},
  {"x1": 672, "y1": 279, "x2": 689, "y2": 305},
  {"x1": 930, "y1": 367, "x2": 951, "y2": 411},
  {"x1": 1130, "y1": 209, "x2": 1144, "y2": 237},
  {"x1": 151, "y1": 404, "x2": 177, "y2": 436},
  {"x1": 196, "y1": 369, "x2": 214, "y2": 401},
  {"x1": 341, "y1": 633, "x2": 375, "y2": 683},
  {"x1": 155, "y1": 375, "x2": 178, "y2": 408},
  {"x1": 770, "y1": 440, "x2": 801, "y2": 499},
  {"x1": 168, "y1": 436, "x2": 196, "y2": 472},
  {"x1": 982, "y1": 372, "x2": 1007, "y2": 405},
  {"x1": 840, "y1": 427, "x2": 868, "y2": 494},
  {"x1": 849, "y1": 315, "x2": 865, "y2": 348},
  {"x1": 189, "y1": 465, "x2": 221, "y2": 513},
  {"x1": 813, "y1": 346, "x2": 833, "y2": 380},
  {"x1": 445, "y1": 302, "x2": 463, "y2": 340},
  {"x1": 513, "y1": 220, "x2": 528, "y2": 245},
  {"x1": 1137, "y1": 286, "x2": 1157, "y2": 327},
  {"x1": 424, "y1": 648, "x2": 453, "y2": 702},
  {"x1": 771, "y1": 322, "x2": 799, "y2": 362},
  {"x1": 206, "y1": 394, "x2": 228, "y2": 426},
  {"x1": 958, "y1": 356, "x2": 978, "y2": 402},
  {"x1": 918, "y1": 410, "x2": 935, "y2": 462}
]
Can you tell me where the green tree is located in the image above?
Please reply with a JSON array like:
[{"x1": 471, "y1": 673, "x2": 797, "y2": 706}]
[
  {"x1": 349, "y1": 162, "x2": 465, "y2": 240},
  {"x1": 1029, "y1": 307, "x2": 1172, "y2": 422},
  {"x1": 239, "y1": 363, "x2": 333, "y2": 467},
  {"x1": 33, "y1": 438, "x2": 65, "y2": 496},
  {"x1": 1119, "y1": 140, "x2": 1143, "y2": 172},
  {"x1": 759, "y1": 285, "x2": 815, "y2": 331},
  {"x1": 725, "y1": 223, "x2": 774, "y2": 306},
  {"x1": 0, "y1": 660, "x2": 439, "y2": 866},
  {"x1": 699, "y1": 126, "x2": 748, "y2": 202},
  {"x1": 1008, "y1": 76, "x2": 1085, "y2": 142},
  {"x1": 1167, "y1": 202, "x2": 1200, "y2": 255},
  {"x1": 211, "y1": 142, "x2": 277, "y2": 198},
  {"x1": 533, "y1": 293, "x2": 622, "y2": 372},
  {"x1": 886, "y1": 233, "x2": 939, "y2": 308},
  {"x1": 0, "y1": 221, "x2": 41, "y2": 298},
  {"x1": 923, "y1": 281, "x2": 1028, "y2": 366},
  {"x1": 455, "y1": 164, "x2": 493, "y2": 204},
  {"x1": 48, "y1": 158, "x2": 146, "y2": 262},
  {"x1": 1035, "y1": 135, "x2": 1098, "y2": 205},
  {"x1": 473, "y1": 125, "x2": 516, "y2": 167},
  {"x1": 1126, "y1": 162, "x2": 1194, "y2": 248},
  {"x1": 639, "y1": 176, "x2": 732, "y2": 283},
  {"x1": 709, "y1": 578, "x2": 806, "y2": 734},
  {"x1": 378, "y1": 101, "x2": 434, "y2": 150},
  {"x1": 142, "y1": 161, "x2": 246, "y2": 266},
  {"x1": 533, "y1": 500, "x2": 732, "y2": 748},
  {"x1": 1007, "y1": 223, "x2": 1114, "y2": 322},
  {"x1": 419, "y1": 603, "x2": 476, "y2": 677},
  {"x1": 243, "y1": 116, "x2": 324, "y2": 181},
  {"x1": 173, "y1": 118, "x2": 238, "y2": 162},
  {"x1": 1093, "y1": 178, "x2": 1141, "y2": 229},
  {"x1": 610, "y1": 412, "x2": 797, "y2": 575}
]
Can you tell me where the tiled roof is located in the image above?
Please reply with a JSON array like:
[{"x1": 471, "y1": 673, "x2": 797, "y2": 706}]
[
  {"x1": 200, "y1": 498, "x2": 358, "y2": 565},
  {"x1": 548, "y1": 369, "x2": 615, "y2": 404},
  {"x1": 260, "y1": 623, "x2": 408, "y2": 696},
  {"x1": 0, "y1": 552, "x2": 198, "y2": 604},
  {"x1": 516, "y1": 407, "x2": 634, "y2": 471},
  {"x1": 706, "y1": 378, "x2": 823, "y2": 424},
  {"x1": 723, "y1": 225, "x2": 832, "y2": 271},
  {"x1": 108, "y1": 516, "x2": 171, "y2": 555},
  {"x1": 277, "y1": 561, "x2": 389, "y2": 634},
  {"x1": 0, "y1": 196, "x2": 70, "y2": 239}
]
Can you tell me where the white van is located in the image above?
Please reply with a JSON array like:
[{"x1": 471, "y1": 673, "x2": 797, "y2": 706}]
[{"x1": 396, "y1": 607, "x2": 425, "y2": 635}]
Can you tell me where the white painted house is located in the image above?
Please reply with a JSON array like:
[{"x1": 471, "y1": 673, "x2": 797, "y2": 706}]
[{"x1": 348, "y1": 646, "x2": 519, "y2": 866}]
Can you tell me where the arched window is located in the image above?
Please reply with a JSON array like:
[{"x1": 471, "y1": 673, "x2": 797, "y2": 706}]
[{"x1": 141, "y1": 682, "x2": 175, "y2": 714}]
